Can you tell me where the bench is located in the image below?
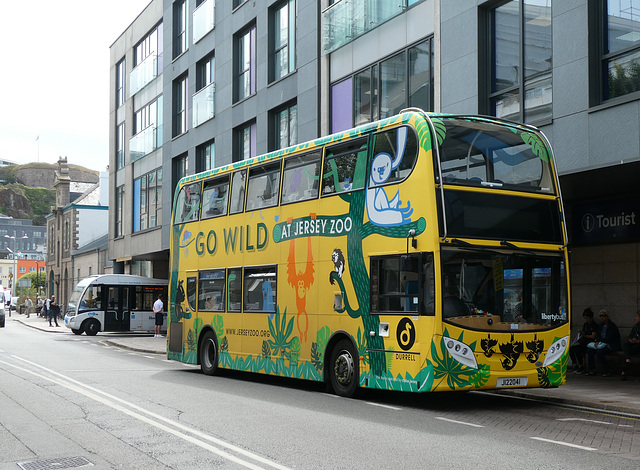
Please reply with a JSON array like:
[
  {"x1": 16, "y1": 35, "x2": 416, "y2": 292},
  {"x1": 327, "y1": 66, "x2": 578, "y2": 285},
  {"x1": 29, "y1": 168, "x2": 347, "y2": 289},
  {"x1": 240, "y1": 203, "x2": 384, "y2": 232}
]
[{"x1": 582, "y1": 350, "x2": 640, "y2": 375}]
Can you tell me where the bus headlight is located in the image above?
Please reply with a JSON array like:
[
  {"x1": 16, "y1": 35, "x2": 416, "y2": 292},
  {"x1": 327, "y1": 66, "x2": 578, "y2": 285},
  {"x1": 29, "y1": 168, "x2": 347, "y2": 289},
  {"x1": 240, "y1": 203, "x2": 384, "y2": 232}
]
[
  {"x1": 542, "y1": 335, "x2": 569, "y2": 367},
  {"x1": 444, "y1": 337, "x2": 478, "y2": 369}
]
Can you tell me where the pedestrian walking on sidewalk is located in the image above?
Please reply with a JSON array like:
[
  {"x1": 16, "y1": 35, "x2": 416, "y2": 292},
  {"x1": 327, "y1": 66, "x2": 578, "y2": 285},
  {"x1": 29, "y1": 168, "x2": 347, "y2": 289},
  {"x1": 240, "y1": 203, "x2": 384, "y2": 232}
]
[
  {"x1": 621, "y1": 310, "x2": 640, "y2": 380},
  {"x1": 48, "y1": 295, "x2": 60, "y2": 327},
  {"x1": 25, "y1": 296, "x2": 33, "y2": 319},
  {"x1": 153, "y1": 293, "x2": 164, "y2": 338},
  {"x1": 586, "y1": 310, "x2": 620, "y2": 376}
]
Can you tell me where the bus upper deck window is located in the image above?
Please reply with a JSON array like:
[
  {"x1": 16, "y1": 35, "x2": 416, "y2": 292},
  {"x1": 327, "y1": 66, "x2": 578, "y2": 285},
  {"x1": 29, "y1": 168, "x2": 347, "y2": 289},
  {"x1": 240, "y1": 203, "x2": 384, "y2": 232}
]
[
  {"x1": 202, "y1": 176, "x2": 230, "y2": 219},
  {"x1": 369, "y1": 126, "x2": 418, "y2": 187},
  {"x1": 175, "y1": 182, "x2": 201, "y2": 223},
  {"x1": 322, "y1": 138, "x2": 368, "y2": 196},
  {"x1": 229, "y1": 170, "x2": 247, "y2": 214},
  {"x1": 281, "y1": 152, "x2": 321, "y2": 204},
  {"x1": 246, "y1": 162, "x2": 281, "y2": 211}
]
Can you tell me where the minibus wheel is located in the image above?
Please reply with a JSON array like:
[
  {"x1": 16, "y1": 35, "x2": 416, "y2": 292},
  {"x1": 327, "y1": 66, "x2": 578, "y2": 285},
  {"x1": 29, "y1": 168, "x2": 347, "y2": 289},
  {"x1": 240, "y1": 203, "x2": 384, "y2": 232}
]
[
  {"x1": 72, "y1": 329, "x2": 82, "y2": 335},
  {"x1": 329, "y1": 339, "x2": 359, "y2": 398},
  {"x1": 84, "y1": 319, "x2": 100, "y2": 336},
  {"x1": 200, "y1": 330, "x2": 218, "y2": 376}
]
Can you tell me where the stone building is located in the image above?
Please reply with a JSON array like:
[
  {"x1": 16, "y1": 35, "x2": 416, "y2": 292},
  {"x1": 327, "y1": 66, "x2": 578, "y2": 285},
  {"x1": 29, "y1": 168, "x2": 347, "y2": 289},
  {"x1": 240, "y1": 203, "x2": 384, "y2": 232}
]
[{"x1": 46, "y1": 158, "x2": 109, "y2": 309}]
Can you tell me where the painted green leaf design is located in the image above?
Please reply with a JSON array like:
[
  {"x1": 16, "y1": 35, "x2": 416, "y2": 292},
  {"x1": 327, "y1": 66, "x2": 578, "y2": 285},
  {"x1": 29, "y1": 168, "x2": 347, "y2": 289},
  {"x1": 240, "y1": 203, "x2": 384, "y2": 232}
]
[
  {"x1": 431, "y1": 117, "x2": 447, "y2": 146},
  {"x1": 262, "y1": 340, "x2": 271, "y2": 358},
  {"x1": 521, "y1": 132, "x2": 549, "y2": 161},
  {"x1": 316, "y1": 326, "x2": 331, "y2": 353},
  {"x1": 268, "y1": 307, "x2": 295, "y2": 356},
  {"x1": 213, "y1": 314, "x2": 224, "y2": 338},
  {"x1": 289, "y1": 337, "x2": 301, "y2": 365},
  {"x1": 186, "y1": 329, "x2": 197, "y2": 352},
  {"x1": 356, "y1": 327, "x2": 369, "y2": 367},
  {"x1": 310, "y1": 342, "x2": 323, "y2": 371},
  {"x1": 430, "y1": 336, "x2": 475, "y2": 390},
  {"x1": 467, "y1": 364, "x2": 491, "y2": 388}
]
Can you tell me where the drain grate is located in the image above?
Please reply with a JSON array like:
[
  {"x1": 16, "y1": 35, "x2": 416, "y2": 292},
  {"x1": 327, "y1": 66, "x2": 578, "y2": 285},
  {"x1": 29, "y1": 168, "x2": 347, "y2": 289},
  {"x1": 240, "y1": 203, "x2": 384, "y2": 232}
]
[{"x1": 17, "y1": 456, "x2": 93, "y2": 470}]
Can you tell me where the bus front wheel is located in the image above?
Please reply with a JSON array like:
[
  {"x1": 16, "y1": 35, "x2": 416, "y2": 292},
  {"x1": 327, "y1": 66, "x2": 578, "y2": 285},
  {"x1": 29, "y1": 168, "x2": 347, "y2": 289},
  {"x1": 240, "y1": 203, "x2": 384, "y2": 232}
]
[
  {"x1": 328, "y1": 339, "x2": 359, "y2": 398},
  {"x1": 200, "y1": 330, "x2": 218, "y2": 376},
  {"x1": 84, "y1": 319, "x2": 100, "y2": 336}
]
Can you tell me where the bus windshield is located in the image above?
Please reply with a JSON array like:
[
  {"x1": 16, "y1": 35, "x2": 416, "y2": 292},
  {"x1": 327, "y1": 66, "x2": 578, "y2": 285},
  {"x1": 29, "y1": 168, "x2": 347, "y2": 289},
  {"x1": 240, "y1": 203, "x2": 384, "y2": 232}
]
[
  {"x1": 441, "y1": 248, "x2": 568, "y2": 332},
  {"x1": 67, "y1": 283, "x2": 86, "y2": 316},
  {"x1": 437, "y1": 117, "x2": 555, "y2": 194}
]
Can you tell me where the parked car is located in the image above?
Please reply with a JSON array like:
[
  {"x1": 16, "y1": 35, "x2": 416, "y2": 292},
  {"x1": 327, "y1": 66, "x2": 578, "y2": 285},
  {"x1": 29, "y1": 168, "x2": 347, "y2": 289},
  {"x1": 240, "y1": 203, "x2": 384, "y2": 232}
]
[{"x1": 0, "y1": 291, "x2": 5, "y2": 327}]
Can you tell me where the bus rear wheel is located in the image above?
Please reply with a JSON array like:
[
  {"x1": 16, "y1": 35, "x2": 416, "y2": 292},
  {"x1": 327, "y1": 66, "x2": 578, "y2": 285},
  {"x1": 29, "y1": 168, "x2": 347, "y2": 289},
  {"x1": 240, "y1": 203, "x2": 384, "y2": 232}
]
[
  {"x1": 200, "y1": 330, "x2": 218, "y2": 376},
  {"x1": 328, "y1": 339, "x2": 359, "y2": 398},
  {"x1": 84, "y1": 319, "x2": 100, "y2": 336}
]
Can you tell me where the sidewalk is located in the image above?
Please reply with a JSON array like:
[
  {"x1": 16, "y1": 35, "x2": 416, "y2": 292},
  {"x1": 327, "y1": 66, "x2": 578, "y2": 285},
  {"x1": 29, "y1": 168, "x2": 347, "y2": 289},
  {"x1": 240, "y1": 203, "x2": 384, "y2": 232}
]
[
  {"x1": 10, "y1": 312, "x2": 166, "y2": 354},
  {"x1": 10, "y1": 313, "x2": 640, "y2": 416}
]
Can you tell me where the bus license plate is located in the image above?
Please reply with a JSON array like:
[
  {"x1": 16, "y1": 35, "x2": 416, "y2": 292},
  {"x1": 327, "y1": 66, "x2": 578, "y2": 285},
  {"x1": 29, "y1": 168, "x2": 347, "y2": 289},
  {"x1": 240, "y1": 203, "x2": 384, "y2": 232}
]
[{"x1": 496, "y1": 377, "x2": 527, "y2": 387}]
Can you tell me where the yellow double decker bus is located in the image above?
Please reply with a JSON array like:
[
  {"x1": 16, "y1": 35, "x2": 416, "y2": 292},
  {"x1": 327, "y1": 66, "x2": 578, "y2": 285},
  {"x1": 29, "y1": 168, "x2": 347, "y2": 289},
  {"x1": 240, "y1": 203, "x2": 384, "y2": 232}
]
[{"x1": 167, "y1": 109, "x2": 569, "y2": 397}]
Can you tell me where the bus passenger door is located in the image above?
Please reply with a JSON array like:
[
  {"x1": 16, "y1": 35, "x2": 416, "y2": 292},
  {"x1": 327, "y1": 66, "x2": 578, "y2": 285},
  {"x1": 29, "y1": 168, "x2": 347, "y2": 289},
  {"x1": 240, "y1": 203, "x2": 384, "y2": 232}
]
[{"x1": 105, "y1": 287, "x2": 129, "y2": 331}]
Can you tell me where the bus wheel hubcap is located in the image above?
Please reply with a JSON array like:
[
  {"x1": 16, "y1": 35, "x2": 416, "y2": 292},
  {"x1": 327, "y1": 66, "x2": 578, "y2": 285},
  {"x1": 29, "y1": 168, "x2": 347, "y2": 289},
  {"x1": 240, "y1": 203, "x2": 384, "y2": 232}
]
[{"x1": 334, "y1": 351, "x2": 354, "y2": 386}]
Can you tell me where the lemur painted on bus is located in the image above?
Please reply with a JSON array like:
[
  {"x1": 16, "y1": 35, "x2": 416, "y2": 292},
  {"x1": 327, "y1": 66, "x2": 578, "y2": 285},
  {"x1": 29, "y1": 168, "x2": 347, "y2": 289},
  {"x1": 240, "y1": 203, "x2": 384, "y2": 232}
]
[{"x1": 366, "y1": 126, "x2": 414, "y2": 226}]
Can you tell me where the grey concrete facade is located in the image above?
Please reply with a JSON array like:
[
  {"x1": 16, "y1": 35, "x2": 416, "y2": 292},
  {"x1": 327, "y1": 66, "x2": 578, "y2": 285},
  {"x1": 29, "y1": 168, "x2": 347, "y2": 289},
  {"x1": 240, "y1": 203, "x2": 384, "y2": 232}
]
[
  {"x1": 110, "y1": 0, "x2": 319, "y2": 279},
  {"x1": 109, "y1": 1, "x2": 640, "y2": 335},
  {"x1": 439, "y1": 1, "x2": 640, "y2": 335}
]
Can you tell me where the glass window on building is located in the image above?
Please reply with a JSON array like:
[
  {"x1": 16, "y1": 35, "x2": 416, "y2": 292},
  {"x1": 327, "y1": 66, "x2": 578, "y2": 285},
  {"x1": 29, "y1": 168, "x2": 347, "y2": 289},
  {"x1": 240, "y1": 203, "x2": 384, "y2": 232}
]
[
  {"x1": 173, "y1": 0, "x2": 188, "y2": 59},
  {"x1": 194, "y1": 54, "x2": 215, "y2": 127},
  {"x1": 235, "y1": 25, "x2": 256, "y2": 102},
  {"x1": 173, "y1": 74, "x2": 188, "y2": 137},
  {"x1": 131, "y1": 23, "x2": 163, "y2": 96},
  {"x1": 270, "y1": 0, "x2": 296, "y2": 82},
  {"x1": 600, "y1": 0, "x2": 640, "y2": 100},
  {"x1": 234, "y1": 121, "x2": 256, "y2": 161},
  {"x1": 331, "y1": 38, "x2": 433, "y2": 133},
  {"x1": 133, "y1": 168, "x2": 162, "y2": 232},
  {"x1": 115, "y1": 185, "x2": 124, "y2": 238},
  {"x1": 116, "y1": 59, "x2": 125, "y2": 107},
  {"x1": 131, "y1": 97, "x2": 162, "y2": 162},
  {"x1": 270, "y1": 101, "x2": 297, "y2": 151},
  {"x1": 172, "y1": 154, "x2": 188, "y2": 201},
  {"x1": 486, "y1": 0, "x2": 552, "y2": 123},
  {"x1": 197, "y1": 140, "x2": 215, "y2": 173},
  {"x1": 116, "y1": 123, "x2": 125, "y2": 170}
]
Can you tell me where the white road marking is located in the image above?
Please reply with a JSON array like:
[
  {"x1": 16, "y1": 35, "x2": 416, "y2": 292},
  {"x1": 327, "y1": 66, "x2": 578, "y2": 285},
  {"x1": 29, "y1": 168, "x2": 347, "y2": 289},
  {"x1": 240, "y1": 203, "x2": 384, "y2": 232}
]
[
  {"x1": 530, "y1": 437, "x2": 596, "y2": 451},
  {"x1": 556, "y1": 418, "x2": 612, "y2": 425},
  {"x1": 365, "y1": 401, "x2": 402, "y2": 411},
  {"x1": 2, "y1": 356, "x2": 292, "y2": 470},
  {"x1": 435, "y1": 417, "x2": 484, "y2": 428}
]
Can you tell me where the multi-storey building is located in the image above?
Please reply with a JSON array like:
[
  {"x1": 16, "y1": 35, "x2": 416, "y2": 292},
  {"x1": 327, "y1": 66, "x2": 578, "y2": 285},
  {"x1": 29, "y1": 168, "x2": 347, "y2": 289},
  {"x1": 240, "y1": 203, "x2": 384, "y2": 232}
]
[
  {"x1": 110, "y1": 1, "x2": 640, "y2": 333},
  {"x1": 45, "y1": 158, "x2": 109, "y2": 308}
]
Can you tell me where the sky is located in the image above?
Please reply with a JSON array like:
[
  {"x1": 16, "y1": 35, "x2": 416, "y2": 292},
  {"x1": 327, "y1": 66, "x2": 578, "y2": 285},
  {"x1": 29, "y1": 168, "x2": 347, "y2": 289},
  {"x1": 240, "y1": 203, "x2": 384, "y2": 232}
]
[{"x1": 0, "y1": 0, "x2": 152, "y2": 173}]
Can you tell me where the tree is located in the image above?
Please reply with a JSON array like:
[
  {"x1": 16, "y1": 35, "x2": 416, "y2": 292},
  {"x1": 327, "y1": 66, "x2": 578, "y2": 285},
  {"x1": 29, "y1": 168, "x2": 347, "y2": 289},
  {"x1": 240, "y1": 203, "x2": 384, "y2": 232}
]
[{"x1": 16, "y1": 270, "x2": 46, "y2": 299}]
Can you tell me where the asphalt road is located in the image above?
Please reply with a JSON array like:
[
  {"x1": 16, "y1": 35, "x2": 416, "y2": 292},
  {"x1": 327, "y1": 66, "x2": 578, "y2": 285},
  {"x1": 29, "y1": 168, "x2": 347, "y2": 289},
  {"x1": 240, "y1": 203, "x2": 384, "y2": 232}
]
[{"x1": 1, "y1": 320, "x2": 639, "y2": 469}]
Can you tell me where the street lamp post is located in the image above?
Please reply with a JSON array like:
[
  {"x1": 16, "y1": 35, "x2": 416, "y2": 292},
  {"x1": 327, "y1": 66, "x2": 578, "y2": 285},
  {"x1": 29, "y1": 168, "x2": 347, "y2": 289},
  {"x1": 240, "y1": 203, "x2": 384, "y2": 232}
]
[{"x1": 5, "y1": 233, "x2": 28, "y2": 299}]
